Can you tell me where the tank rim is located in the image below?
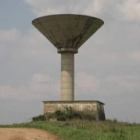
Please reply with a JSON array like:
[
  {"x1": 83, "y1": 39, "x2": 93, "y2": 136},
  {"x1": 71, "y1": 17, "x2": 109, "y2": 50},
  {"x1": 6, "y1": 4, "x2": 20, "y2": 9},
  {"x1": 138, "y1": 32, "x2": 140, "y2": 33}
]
[{"x1": 32, "y1": 14, "x2": 104, "y2": 25}]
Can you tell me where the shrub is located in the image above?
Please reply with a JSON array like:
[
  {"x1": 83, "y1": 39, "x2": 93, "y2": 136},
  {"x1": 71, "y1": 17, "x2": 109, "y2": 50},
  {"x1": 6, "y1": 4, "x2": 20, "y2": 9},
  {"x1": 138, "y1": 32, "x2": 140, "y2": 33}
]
[
  {"x1": 55, "y1": 110, "x2": 66, "y2": 121},
  {"x1": 32, "y1": 115, "x2": 46, "y2": 121}
]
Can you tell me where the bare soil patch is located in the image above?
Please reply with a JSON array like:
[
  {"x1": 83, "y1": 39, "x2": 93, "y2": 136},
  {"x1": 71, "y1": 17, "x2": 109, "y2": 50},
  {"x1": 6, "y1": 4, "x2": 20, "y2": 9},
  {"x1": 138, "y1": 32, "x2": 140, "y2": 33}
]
[{"x1": 0, "y1": 128, "x2": 63, "y2": 140}]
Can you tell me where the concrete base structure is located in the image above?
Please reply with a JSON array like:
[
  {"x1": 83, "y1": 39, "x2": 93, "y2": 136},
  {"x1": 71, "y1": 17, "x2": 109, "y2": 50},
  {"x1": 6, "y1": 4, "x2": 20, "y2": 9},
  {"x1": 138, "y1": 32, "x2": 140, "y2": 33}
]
[{"x1": 43, "y1": 100, "x2": 105, "y2": 120}]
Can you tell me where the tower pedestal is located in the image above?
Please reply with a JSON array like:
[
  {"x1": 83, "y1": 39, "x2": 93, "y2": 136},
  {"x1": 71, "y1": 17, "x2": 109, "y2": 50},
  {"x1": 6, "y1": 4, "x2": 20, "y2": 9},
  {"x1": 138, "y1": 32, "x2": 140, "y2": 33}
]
[{"x1": 43, "y1": 100, "x2": 105, "y2": 121}]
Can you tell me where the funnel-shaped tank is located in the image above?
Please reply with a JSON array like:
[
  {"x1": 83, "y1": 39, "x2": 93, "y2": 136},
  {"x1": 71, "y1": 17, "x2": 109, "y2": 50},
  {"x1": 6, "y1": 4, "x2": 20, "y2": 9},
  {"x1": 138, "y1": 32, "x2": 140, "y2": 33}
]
[{"x1": 32, "y1": 14, "x2": 104, "y2": 54}]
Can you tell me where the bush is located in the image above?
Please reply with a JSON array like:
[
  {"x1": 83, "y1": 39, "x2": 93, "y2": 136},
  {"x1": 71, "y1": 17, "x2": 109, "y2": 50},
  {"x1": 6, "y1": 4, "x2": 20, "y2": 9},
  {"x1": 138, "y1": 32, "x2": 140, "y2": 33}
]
[
  {"x1": 65, "y1": 107, "x2": 82, "y2": 119},
  {"x1": 32, "y1": 115, "x2": 46, "y2": 121},
  {"x1": 55, "y1": 110, "x2": 66, "y2": 121}
]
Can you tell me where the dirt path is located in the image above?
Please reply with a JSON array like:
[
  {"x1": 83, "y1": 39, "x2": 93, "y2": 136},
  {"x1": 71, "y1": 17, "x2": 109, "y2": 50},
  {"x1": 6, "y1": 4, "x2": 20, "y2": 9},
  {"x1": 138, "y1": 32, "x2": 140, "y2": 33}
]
[{"x1": 0, "y1": 128, "x2": 63, "y2": 140}]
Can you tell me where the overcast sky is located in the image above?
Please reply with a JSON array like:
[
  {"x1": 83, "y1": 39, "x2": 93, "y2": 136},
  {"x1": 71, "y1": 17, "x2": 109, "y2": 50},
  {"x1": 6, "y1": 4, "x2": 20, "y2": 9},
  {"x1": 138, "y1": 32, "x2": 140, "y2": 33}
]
[{"x1": 0, "y1": 0, "x2": 140, "y2": 124}]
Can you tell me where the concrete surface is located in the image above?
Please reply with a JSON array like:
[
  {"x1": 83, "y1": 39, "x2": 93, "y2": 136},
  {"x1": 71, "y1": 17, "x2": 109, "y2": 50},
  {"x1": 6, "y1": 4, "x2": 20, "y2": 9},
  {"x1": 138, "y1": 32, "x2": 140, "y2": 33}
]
[
  {"x1": 43, "y1": 100, "x2": 105, "y2": 120},
  {"x1": 61, "y1": 52, "x2": 74, "y2": 101},
  {"x1": 32, "y1": 14, "x2": 104, "y2": 54}
]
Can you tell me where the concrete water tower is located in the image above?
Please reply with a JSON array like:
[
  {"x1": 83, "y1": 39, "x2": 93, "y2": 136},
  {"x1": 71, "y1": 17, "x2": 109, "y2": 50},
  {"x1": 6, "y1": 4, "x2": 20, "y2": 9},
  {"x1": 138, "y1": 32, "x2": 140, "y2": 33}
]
[{"x1": 32, "y1": 14, "x2": 105, "y2": 120}]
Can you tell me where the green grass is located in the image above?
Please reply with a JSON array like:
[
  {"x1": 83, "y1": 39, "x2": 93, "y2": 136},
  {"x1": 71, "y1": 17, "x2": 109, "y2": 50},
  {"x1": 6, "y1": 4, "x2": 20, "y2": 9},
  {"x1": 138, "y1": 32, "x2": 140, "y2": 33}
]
[{"x1": 1, "y1": 120, "x2": 140, "y2": 140}]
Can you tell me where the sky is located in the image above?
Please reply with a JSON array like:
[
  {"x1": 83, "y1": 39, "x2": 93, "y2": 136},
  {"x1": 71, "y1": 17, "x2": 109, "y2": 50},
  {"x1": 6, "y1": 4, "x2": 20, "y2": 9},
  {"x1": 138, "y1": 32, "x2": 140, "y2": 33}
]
[{"x1": 0, "y1": 0, "x2": 140, "y2": 124}]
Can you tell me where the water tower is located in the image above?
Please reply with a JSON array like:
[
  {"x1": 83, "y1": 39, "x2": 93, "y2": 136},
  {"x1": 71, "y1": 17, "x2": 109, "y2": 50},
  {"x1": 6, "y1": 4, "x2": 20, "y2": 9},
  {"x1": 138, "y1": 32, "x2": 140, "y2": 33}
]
[{"x1": 32, "y1": 14, "x2": 105, "y2": 120}]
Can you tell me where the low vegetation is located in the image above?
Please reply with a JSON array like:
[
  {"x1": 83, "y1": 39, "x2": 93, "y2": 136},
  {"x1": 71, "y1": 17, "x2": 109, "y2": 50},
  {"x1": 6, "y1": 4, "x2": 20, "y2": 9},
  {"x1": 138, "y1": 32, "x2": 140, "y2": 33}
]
[
  {"x1": 33, "y1": 107, "x2": 97, "y2": 121},
  {"x1": 1, "y1": 119, "x2": 140, "y2": 140}
]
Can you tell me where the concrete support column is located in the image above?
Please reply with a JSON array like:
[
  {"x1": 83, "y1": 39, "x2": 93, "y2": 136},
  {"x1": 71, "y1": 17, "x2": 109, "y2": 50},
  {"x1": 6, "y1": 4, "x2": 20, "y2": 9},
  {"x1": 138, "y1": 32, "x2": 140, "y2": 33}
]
[{"x1": 61, "y1": 52, "x2": 74, "y2": 101}]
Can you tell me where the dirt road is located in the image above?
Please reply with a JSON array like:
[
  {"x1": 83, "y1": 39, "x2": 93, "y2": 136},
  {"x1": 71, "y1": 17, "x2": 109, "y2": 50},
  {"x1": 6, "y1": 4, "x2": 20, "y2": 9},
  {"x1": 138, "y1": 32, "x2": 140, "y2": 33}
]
[{"x1": 0, "y1": 128, "x2": 63, "y2": 140}]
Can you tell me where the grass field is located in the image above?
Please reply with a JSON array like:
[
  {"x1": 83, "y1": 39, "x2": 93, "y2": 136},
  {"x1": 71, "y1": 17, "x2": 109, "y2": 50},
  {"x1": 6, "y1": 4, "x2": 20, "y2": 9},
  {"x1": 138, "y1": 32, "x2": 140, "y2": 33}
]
[{"x1": 1, "y1": 120, "x2": 140, "y2": 140}]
